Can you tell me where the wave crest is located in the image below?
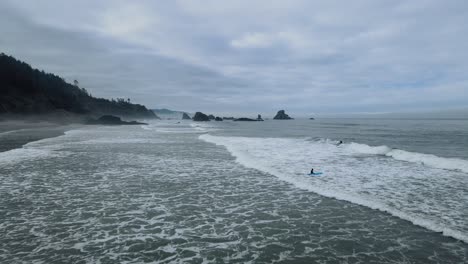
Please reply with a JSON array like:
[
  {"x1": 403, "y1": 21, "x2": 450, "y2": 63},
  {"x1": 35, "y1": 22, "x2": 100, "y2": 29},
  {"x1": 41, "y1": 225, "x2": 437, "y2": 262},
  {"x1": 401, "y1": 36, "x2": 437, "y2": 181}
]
[
  {"x1": 346, "y1": 142, "x2": 468, "y2": 173},
  {"x1": 199, "y1": 134, "x2": 468, "y2": 243}
]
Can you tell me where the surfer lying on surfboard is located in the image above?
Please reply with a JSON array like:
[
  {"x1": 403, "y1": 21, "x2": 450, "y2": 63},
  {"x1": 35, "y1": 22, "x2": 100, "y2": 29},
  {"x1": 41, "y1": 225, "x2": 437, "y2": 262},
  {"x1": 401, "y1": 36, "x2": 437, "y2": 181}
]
[{"x1": 309, "y1": 168, "x2": 323, "y2": 176}]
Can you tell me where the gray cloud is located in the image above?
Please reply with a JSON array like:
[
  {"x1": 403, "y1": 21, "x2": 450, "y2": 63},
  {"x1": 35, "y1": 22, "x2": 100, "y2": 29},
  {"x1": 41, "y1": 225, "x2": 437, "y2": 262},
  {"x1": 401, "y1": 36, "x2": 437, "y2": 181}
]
[{"x1": 1, "y1": 0, "x2": 468, "y2": 115}]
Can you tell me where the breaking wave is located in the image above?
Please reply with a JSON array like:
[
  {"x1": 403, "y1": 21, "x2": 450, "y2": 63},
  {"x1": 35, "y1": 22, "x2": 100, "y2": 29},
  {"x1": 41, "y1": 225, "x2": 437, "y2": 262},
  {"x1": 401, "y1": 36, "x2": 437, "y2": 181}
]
[
  {"x1": 346, "y1": 142, "x2": 468, "y2": 173},
  {"x1": 199, "y1": 134, "x2": 468, "y2": 243}
]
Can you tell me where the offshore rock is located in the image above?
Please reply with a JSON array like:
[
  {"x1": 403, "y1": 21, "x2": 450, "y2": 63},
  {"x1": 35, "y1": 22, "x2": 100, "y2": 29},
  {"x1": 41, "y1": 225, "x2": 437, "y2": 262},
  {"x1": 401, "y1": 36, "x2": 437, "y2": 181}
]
[
  {"x1": 234, "y1": 117, "x2": 258, "y2": 121},
  {"x1": 87, "y1": 115, "x2": 147, "y2": 125},
  {"x1": 182, "y1": 112, "x2": 191, "y2": 120},
  {"x1": 193, "y1": 112, "x2": 210, "y2": 121},
  {"x1": 273, "y1": 110, "x2": 293, "y2": 120}
]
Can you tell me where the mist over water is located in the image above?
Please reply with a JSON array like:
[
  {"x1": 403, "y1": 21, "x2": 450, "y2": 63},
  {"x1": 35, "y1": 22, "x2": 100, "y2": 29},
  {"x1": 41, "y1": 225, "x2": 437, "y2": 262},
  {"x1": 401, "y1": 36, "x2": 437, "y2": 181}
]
[{"x1": 1, "y1": 119, "x2": 467, "y2": 263}]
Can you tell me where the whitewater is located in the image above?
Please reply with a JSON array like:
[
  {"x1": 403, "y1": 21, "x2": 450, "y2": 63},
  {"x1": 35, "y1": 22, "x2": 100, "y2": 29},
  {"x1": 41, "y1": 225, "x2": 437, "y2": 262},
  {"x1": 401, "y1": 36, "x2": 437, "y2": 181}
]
[
  {"x1": 195, "y1": 117, "x2": 468, "y2": 246},
  {"x1": 200, "y1": 134, "x2": 468, "y2": 243},
  {"x1": 1, "y1": 118, "x2": 467, "y2": 263}
]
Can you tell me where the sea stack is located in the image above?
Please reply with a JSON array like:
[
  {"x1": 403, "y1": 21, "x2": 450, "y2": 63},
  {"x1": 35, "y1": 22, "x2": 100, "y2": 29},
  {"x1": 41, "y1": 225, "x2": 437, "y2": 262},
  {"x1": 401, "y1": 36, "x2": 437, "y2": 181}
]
[
  {"x1": 192, "y1": 112, "x2": 210, "y2": 121},
  {"x1": 182, "y1": 112, "x2": 191, "y2": 120},
  {"x1": 257, "y1": 114, "x2": 264, "y2": 121},
  {"x1": 215, "y1": 116, "x2": 223, "y2": 121},
  {"x1": 273, "y1": 110, "x2": 293, "y2": 120}
]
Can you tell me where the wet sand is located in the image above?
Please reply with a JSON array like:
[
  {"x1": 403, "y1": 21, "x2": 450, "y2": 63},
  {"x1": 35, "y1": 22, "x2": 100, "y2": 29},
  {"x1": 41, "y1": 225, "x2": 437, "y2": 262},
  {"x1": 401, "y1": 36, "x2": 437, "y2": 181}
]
[{"x1": 0, "y1": 120, "x2": 75, "y2": 152}]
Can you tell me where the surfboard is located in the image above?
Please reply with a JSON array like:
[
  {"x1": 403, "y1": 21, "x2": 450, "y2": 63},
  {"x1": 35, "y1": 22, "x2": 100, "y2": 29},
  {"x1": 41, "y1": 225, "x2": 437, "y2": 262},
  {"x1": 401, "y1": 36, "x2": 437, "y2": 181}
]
[{"x1": 308, "y1": 172, "x2": 323, "y2": 176}]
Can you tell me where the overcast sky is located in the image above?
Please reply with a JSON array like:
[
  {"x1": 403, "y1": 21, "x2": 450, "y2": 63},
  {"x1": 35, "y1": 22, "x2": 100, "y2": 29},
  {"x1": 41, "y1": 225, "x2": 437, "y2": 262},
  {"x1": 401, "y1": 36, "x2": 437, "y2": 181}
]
[{"x1": 1, "y1": 0, "x2": 467, "y2": 115}]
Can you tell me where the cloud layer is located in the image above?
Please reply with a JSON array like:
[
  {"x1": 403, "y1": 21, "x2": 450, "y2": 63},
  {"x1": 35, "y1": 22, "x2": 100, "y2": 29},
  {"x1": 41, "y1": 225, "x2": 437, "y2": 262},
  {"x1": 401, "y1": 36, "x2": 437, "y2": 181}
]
[{"x1": 1, "y1": 0, "x2": 467, "y2": 115}]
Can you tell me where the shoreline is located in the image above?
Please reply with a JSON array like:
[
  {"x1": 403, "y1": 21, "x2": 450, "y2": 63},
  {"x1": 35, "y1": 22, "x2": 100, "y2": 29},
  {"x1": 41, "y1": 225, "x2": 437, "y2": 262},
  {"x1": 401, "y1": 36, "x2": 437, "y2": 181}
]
[{"x1": 0, "y1": 120, "x2": 77, "y2": 152}]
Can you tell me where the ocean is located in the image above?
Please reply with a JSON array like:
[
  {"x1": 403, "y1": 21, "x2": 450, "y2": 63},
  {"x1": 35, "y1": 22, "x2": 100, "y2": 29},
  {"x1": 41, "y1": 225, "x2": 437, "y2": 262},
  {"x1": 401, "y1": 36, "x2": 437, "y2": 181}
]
[{"x1": 0, "y1": 118, "x2": 467, "y2": 263}]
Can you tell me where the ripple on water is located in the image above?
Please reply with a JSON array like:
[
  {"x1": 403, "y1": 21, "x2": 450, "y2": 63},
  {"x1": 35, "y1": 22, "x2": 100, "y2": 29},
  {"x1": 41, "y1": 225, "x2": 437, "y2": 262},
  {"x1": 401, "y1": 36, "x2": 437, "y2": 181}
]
[{"x1": 0, "y1": 125, "x2": 467, "y2": 263}]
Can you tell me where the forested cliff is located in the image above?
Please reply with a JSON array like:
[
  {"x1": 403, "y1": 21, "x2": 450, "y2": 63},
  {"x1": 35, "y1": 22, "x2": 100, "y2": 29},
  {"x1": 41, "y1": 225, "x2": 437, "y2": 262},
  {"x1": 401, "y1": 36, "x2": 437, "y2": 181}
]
[{"x1": 0, "y1": 53, "x2": 156, "y2": 119}]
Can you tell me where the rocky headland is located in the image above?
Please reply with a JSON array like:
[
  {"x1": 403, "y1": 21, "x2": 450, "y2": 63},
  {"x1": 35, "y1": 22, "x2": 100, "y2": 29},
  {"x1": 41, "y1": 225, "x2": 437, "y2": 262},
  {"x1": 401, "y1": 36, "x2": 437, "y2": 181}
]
[{"x1": 0, "y1": 53, "x2": 157, "y2": 122}]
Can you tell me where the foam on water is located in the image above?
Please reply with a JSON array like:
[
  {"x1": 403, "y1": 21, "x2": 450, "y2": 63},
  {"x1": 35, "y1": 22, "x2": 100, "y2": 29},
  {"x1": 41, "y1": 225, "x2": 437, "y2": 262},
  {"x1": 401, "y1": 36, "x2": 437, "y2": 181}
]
[
  {"x1": 1, "y1": 122, "x2": 466, "y2": 263},
  {"x1": 0, "y1": 147, "x2": 62, "y2": 166},
  {"x1": 0, "y1": 126, "x2": 166, "y2": 167},
  {"x1": 0, "y1": 132, "x2": 75, "y2": 166},
  {"x1": 199, "y1": 134, "x2": 468, "y2": 243},
  {"x1": 141, "y1": 121, "x2": 221, "y2": 134},
  {"x1": 190, "y1": 122, "x2": 221, "y2": 133},
  {"x1": 346, "y1": 142, "x2": 468, "y2": 173}
]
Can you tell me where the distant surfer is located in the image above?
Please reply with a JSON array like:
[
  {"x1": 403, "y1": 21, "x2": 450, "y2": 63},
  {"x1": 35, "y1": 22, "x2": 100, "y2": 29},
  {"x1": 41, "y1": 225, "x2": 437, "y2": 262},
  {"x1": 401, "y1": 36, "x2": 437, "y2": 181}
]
[
  {"x1": 337, "y1": 140, "x2": 343, "y2": 146},
  {"x1": 310, "y1": 168, "x2": 314, "y2": 174}
]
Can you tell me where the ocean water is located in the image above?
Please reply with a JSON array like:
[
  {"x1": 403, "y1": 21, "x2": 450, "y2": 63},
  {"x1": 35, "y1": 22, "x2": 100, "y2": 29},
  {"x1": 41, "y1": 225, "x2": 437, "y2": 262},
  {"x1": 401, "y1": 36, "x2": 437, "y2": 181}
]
[{"x1": 0, "y1": 118, "x2": 467, "y2": 263}]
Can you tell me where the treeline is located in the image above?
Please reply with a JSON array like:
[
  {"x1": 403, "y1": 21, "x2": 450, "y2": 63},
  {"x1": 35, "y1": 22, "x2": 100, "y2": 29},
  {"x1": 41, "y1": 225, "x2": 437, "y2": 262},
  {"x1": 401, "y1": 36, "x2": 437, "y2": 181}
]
[{"x1": 0, "y1": 53, "x2": 156, "y2": 118}]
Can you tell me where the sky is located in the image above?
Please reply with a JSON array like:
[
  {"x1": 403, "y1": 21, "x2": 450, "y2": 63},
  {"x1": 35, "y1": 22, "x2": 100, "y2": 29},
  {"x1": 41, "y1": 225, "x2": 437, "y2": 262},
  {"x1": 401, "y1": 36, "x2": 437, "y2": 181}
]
[{"x1": 1, "y1": 0, "x2": 468, "y2": 116}]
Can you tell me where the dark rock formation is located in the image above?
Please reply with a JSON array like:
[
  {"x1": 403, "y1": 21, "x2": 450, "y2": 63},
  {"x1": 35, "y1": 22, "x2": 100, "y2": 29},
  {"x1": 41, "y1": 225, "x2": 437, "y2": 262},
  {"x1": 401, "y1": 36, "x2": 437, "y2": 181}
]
[
  {"x1": 234, "y1": 118, "x2": 258, "y2": 121},
  {"x1": 273, "y1": 110, "x2": 293, "y2": 120},
  {"x1": 215, "y1": 116, "x2": 223, "y2": 121},
  {"x1": 193, "y1": 112, "x2": 210, "y2": 121},
  {"x1": 309, "y1": 117, "x2": 315, "y2": 120},
  {"x1": 223, "y1": 117, "x2": 235, "y2": 120},
  {"x1": 87, "y1": 115, "x2": 147, "y2": 125},
  {"x1": 208, "y1": 114, "x2": 215, "y2": 120},
  {"x1": 182, "y1": 112, "x2": 191, "y2": 120},
  {"x1": 234, "y1": 114, "x2": 264, "y2": 121}
]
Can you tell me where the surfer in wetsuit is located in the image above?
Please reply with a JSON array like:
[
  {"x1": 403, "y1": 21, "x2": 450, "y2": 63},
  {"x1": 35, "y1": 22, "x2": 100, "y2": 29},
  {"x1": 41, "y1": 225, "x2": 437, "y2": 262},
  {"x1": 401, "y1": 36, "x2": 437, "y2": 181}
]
[
  {"x1": 310, "y1": 168, "x2": 314, "y2": 174},
  {"x1": 337, "y1": 140, "x2": 343, "y2": 146}
]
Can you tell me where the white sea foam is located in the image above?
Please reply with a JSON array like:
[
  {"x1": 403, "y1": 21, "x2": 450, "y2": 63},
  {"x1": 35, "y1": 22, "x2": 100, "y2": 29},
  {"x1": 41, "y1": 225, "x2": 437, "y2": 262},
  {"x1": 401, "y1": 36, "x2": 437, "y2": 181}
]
[
  {"x1": 2, "y1": 123, "x2": 466, "y2": 263},
  {"x1": 199, "y1": 134, "x2": 468, "y2": 243},
  {"x1": 346, "y1": 142, "x2": 392, "y2": 155},
  {"x1": 141, "y1": 125, "x2": 153, "y2": 131},
  {"x1": 155, "y1": 128, "x2": 207, "y2": 134},
  {"x1": 0, "y1": 148, "x2": 60, "y2": 166},
  {"x1": 0, "y1": 136, "x2": 73, "y2": 166},
  {"x1": 190, "y1": 123, "x2": 221, "y2": 133},
  {"x1": 140, "y1": 121, "x2": 220, "y2": 134},
  {"x1": 346, "y1": 142, "x2": 468, "y2": 173},
  {"x1": 82, "y1": 138, "x2": 170, "y2": 144},
  {"x1": 0, "y1": 127, "x2": 101, "y2": 166}
]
